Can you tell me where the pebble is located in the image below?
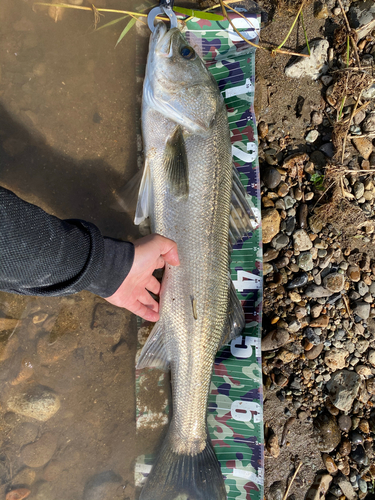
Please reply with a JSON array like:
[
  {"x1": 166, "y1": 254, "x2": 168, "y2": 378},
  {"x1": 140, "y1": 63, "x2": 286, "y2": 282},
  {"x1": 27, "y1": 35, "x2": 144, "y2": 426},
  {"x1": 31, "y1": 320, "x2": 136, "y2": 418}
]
[
  {"x1": 340, "y1": 438, "x2": 351, "y2": 456},
  {"x1": 7, "y1": 385, "x2": 60, "y2": 422},
  {"x1": 311, "y1": 303, "x2": 324, "y2": 318},
  {"x1": 352, "y1": 137, "x2": 373, "y2": 160},
  {"x1": 10, "y1": 469, "x2": 36, "y2": 487},
  {"x1": 305, "y1": 285, "x2": 333, "y2": 298},
  {"x1": 298, "y1": 204, "x2": 308, "y2": 229},
  {"x1": 258, "y1": 121, "x2": 268, "y2": 139},
  {"x1": 271, "y1": 233, "x2": 289, "y2": 250},
  {"x1": 283, "y1": 216, "x2": 296, "y2": 236},
  {"x1": 336, "y1": 476, "x2": 357, "y2": 500},
  {"x1": 358, "y1": 281, "x2": 369, "y2": 296},
  {"x1": 293, "y1": 229, "x2": 313, "y2": 251},
  {"x1": 368, "y1": 349, "x2": 375, "y2": 366},
  {"x1": 314, "y1": 413, "x2": 341, "y2": 452},
  {"x1": 362, "y1": 112, "x2": 375, "y2": 133},
  {"x1": 322, "y1": 454, "x2": 337, "y2": 474},
  {"x1": 323, "y1": 273, "x2": 345, "y2": 293},
  {"x1": 43, "y1": 460, "x2": 64, "y2": 482},
  {"x1": 287, "y1": 272, "x2": 308, "y2": 289},
  {"x1": 310, "y1": 315, "x2": 329, "y2": 328},
  {"x1": 6, "y1": 489, "x2": 31, "y2": 500},
  {"x1": 353, "y1": 109, "x2": 366, "y2": 125},
  {"x1": 351, "y1": 444, "x2": 368, "y2": 465},
  {"x1": 324, "y1": 348, "x2": 349, "y2": 370},
  {"x1": 338, "y1": 414, "x2": 352, "y2": 432},
  {"x1": 264, "y1": 248, "x2": 279, "y2": 262},
  {"x1": 262, "y1": 167, "x2": 281, "y2": 189},
  {"x1": 326, "y1": 370, "x2": 361, "y2": 411},
  {"x1": 305, "y1": 343, "x2": 324, "y2": 359},
  {"x1": 305, "y1": 473, "x2": 332, "y2": 500},
  {"x1": 352, "y1": 301, "x2": 371, "y2": 320},
  {"x1": 367, "y1": 378, "x2": 375, "y2": 394},
  {"x1": 261, "y1": 329, "x2": 290, "y2": 351},
  {"x1": 347, "y1": 265, "x2": 361, "y2": 282},
  {"x1": 285, "y1": 39, "x2": 329, "y2": 80},
  {"x1": 262, "y1": 209, "x2": 281, "y2": 244},
  {"x1": 264, "y1": 263, "x2": 273, "y2": 275},
  {"x1": 298, "y1": 252, "x2": 314, "y2": 271},
  {"x1": 306, "y1": 130, "x2": 320, "y2": 143},
  {"x1": 311, "y1": 111, "x2": 323, "y2": 126},
  {"x1": 320, "y1": 143, "x2": 334, "y2": 158},
  {"x1": 277, "y1": 182, "x2": 289, "y2": 197},
  {"x1": 355, "y1": 365, "x2": 372, "y2": 378},
  {"x1": 359, "y1": 419, "x2": 370, "y2": 434},
  {"x1": 10, "y1": 422, "x2": 38, "y2": 447},
  {"x1": 354, "y1": 181, "x2": 365, "y2": 200},
  {"x1": 21, "y1": 432, "x2": 57, "y2": 468}
]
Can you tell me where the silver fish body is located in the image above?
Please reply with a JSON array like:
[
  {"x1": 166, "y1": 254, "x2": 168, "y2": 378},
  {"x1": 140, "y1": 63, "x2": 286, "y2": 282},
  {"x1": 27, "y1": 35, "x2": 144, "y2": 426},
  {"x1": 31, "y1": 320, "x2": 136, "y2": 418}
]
[{"x1": 137, "y1": 22, "x2": 252, "y2": 500}]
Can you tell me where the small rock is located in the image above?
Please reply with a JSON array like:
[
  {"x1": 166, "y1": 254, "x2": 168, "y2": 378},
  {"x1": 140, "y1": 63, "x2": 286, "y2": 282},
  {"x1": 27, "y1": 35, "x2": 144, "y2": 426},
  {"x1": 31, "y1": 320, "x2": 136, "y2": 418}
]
[
  {"x1": 359, "y1": 419, "x2": 370, "y2": 434},
  {"x1": 310, "y1": 315, "x2": 329, "y2": 328},
  {"x1": 83, "y1": 471, "x2": 124, "y2": 500},
  {"x1": 262, "y1": 167, "x2": 281, "y2": 189},
  {"x1": 43, "y1": 460, "x2": 64, "y2": 482},
  {"x1": 351, "y1": 444, "x2": 368, "y2": 466},
  {"x1": 277, "y1": 182, "x2": 289, "y2": 197},
  {"x1": 311, "y1": 111, "x2": 323, "y2": 126},
  {"x1": 355, "y1": 365, "x2": 372, "y2": 378},
  {"x1": 263, "y1": 248, "x2": 279, "y2": 262},
  {"x1": 347, "y1": 265, "x2": 361, "y2": 282},
  {"x1": 305, "y1": 343, "x2": 324, "y2": 360},
  {"x1": 322, "y1": 454, "x2": 338, "y2": 474},
  {"x1": 21, "y1": 432, "x2": 57, "y2": 468},
  {"x1": 10, "y1": 469, "x2": 36, "y2": 487},
  {"x1": 352, "y1": 137, "x2": 373, "y2": 160},
  {"x1": 336, "y1": 476, "x2": 357, "y2": 500},
  {"x1": 6, "y1": 489, "x2": 31, "y2": 500},
  {"x1": 266, "y1": 433, "x2": 280, "y2": 458},
  {"x1": 285, "y1": 39, "x2": 329, "y2": 80},
  {"x1": 262, "y1": 209, "x2": 281, "y2": 244},
  {"x1": 305, "y1": 285, "x2": 333, "y2": 298},
  {"x1": 350, "y1": 431, "x2": 364, "y2": 445},
  {"x1": 311, "y1": 303, "x2": 324, "y2": 318},
  {"x1": 362, "y1": 112, "x2": 375, "y2": 133},
  {"x1": 314, "y1": 413, "x2": 341, "y2": 452},
  {"x1": 340, "y1": 438, "x2": 351, "y2": 456},
  {"x1": 326, "y1": 370, "x2": 361, "y2": 411},
  {"x1": 264, "y1": 263, "x2": 273, "y2": 275},
  {"x1": 298, "y1": 252, "x2": 314, "y2": 271},
  {"x1": 354, "y1": 181, "x2": 365, "y2": 200},
  {"x1": 366, "y1": 378, "x2": 375, "y2": 394},
  {"x1": 306, "y1": 130, "x2": 320, "y2": 143},
  {"x1": 305, "y1": 473, "x2": 332, "y2": 500},
  {"x1": 10, "y1": 422, "x2": 38, "y2": 447},
  {"x1": 368, "y1": 349, "x2": 375, "y2": 366},
  {"x1": 323, "y1": 273, "x2": 345, "y2": 293},
  {"x1": 358, "y1": 281, "x2": 369, "y2": 296},
  {"x1": 293, "y1": 229, "x2": 313, "y2": 251},
  {"x1": 258, "y1": 121, "x2": 268, "y2": 139},
  {"x1": 352, "y1": 301, "x2": 371, "y2": 320},
  {"x1": 338, "y1": 414, "x2": 352, "y2": 432},
  {"x1": 7, "y1": 385, "x2": 60, "y2": 422},
  {"x1": 261, "y1": 329, "x2": 290, "y2": 351},
  {"x1": 298, "y1": 204, "x2": 308, "y2": 229},
  {"x1": 286, "y1": 272, "x2": 308, "y2": 289},
  {"x1": 314, "y1": 2, "x2": 329, "y2": 19},
  {"x1": 324, "y1": 348, "x2": 349, "y2": 370},
  {"x1": 271, "y1": 233, "x2": 289, "y2": 250},
  {"x1": 320, "y1": 143, "x2": 334, "y2": 158},
  {"x1": 353, "y1": 109, "x2": 366, "y2": 125}
]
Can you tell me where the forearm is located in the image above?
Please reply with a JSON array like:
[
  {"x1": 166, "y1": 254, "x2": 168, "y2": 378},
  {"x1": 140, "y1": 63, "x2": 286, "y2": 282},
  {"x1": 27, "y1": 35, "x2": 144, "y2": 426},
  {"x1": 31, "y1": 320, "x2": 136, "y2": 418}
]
[{"x1": 0, "y1": 187, "x2": 134, "y2": 297}]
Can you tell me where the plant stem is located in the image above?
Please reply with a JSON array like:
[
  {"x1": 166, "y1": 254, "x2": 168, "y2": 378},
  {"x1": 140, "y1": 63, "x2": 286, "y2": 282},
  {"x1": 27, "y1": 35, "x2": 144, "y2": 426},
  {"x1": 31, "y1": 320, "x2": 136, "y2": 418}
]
[
  {"x1": 275, "y1": 0, "x2": 305, "y2": 52},
  {"x1": 300, "y1": 11, "x2": 310, "y2": 55}
]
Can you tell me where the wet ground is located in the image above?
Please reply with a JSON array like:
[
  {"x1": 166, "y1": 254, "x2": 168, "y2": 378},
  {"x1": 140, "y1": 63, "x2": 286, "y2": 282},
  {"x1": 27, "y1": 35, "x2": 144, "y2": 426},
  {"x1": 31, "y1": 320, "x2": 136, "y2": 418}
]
[{"x1": 0, "y1": 1, "x2": 143, "y2": 498}]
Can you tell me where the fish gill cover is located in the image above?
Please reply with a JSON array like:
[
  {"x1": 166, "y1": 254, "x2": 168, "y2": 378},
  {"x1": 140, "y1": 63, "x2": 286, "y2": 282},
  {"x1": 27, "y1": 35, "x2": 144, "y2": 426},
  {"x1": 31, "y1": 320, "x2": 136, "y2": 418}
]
[{"x1": 135, "y1": 7, "x2": 263, "y2": 500}]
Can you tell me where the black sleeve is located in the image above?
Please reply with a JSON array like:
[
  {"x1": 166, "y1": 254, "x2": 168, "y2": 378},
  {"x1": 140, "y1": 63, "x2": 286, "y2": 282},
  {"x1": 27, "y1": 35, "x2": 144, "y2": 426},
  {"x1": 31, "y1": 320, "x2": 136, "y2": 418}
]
[{"x1": 0, "y1": 187, "x2": 134, "y2": 298}]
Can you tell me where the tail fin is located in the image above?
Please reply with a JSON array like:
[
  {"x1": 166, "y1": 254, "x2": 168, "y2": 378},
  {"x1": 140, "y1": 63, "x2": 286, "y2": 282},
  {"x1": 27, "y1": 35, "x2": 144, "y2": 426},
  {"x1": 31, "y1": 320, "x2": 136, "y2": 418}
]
[{"x1": 140, "y1": 433, "x2": 226, "y2": 500}]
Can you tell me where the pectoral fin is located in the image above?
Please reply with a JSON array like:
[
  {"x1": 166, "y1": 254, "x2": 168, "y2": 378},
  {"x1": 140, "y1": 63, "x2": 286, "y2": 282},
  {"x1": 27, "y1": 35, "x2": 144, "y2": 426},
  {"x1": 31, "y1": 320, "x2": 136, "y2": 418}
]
[
  {"x1": 163, "y1": 126, "x2": 189, "y2": 200},
  {"x1": 134, "y1": 160, "x2": 151, "y2": 225},
  {"x1": 136, "y1": 323, "x2": 170, "y2": 371},
  {"x1": 219, "y1": 280, "x2": 245, "y2": 348}
]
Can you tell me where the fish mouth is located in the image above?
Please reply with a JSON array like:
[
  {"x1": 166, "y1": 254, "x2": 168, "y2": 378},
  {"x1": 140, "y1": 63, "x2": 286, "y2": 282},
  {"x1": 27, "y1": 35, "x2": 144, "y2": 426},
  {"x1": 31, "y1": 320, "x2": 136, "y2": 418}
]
[{"x1": 150, "y1": 22, "x2": 179, "y2": 58}]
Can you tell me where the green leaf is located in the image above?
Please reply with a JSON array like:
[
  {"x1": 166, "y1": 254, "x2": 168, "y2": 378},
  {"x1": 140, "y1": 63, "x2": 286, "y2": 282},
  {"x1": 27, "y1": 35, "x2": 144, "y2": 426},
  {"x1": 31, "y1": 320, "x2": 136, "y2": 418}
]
[
  {"x1": 173, "y1": 6, "x2": 224, "y2": 21},
  {"x1": 310, "y1": 173, "x2": 325, "y2": 191},
  {"x1": 115, "y1": 17, "x2": 137, "y2": 47},
  {"x1": 95, "y1": 15, "x2": 129, "y2": 32}
]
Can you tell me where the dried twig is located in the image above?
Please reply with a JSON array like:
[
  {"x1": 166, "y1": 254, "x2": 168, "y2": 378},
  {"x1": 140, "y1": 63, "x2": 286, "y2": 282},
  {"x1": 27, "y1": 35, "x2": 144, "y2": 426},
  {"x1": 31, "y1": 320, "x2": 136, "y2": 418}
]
[
  {"x1": 282, "y1": 461, "x2": 303, "y2": 500},
  {"x1": 337, "y1": 0, "x2": 361, "y2": 69},
  {"x1": 341, "y1": 89, "x2": 363, "y2": 163}
]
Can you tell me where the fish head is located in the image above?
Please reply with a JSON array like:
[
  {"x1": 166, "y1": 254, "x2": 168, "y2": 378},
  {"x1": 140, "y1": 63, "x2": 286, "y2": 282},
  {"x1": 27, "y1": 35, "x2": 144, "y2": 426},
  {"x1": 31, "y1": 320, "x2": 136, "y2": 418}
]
[{"x1": 144, "y1": 23, "x2": 222, "y2": 134}]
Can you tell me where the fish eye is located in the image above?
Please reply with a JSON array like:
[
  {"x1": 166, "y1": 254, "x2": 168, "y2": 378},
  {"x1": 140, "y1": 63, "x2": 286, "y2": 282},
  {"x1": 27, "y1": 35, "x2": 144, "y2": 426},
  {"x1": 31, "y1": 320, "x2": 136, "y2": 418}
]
[{"x1": 180, "y1": 46, "x2": 195, "y2": 60}]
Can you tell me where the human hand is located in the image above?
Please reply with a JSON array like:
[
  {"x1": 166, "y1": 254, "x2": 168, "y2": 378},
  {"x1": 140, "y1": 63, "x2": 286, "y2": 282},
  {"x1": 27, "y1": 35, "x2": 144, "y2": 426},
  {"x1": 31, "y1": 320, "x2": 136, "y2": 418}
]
[{"x1": 105, "y1": 234, "x2": 180, "y2": 321}]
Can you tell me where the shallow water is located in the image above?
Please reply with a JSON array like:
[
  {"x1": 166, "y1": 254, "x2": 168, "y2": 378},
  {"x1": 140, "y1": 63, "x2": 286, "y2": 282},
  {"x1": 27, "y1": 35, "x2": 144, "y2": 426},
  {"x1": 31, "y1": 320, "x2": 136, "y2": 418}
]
[{"x1": 0, "y1": 1, "x2": 154, "y2": 497}]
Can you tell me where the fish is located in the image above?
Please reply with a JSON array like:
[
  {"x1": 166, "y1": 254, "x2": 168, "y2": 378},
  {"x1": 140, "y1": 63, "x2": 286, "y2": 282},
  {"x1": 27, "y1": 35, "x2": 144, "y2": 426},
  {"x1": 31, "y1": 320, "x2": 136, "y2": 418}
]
[{"x1": 136, "y1": 22, "x2": 256, "y2": 500}]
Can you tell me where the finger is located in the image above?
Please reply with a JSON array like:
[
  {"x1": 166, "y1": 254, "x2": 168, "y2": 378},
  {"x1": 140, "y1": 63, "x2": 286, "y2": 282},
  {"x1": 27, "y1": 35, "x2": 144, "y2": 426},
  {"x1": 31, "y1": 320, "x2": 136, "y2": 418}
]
[
  {"x1": 139, "y1": 290, "x2": 159, "y2": 312},
  {"x1": 132, "y1": 301, "x2": 160, "y2": 322},
  {"x1": 155, "y1": 235, "x2": 180, "y2": 266},
  {"x1": 146, "y1": 276, "x2": 161, "y2": 295},
  {"x1": 156, "y1": 256, "x2": 165, "y2": 269}
]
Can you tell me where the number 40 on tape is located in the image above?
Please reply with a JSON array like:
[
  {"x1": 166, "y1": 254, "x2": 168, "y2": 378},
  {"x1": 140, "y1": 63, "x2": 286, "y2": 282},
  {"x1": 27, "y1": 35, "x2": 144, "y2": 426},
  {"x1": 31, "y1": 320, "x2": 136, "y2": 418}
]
[{"x1": 233, "y1": 270, "x2": 262, "y2": 292}]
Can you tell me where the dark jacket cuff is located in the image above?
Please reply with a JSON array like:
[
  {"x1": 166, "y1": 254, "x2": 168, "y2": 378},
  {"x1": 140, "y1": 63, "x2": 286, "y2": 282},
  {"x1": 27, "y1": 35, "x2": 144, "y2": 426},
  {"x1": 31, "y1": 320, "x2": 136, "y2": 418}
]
[{"x1": 85, "y1": 238, "x2": 134, "y2": 298}]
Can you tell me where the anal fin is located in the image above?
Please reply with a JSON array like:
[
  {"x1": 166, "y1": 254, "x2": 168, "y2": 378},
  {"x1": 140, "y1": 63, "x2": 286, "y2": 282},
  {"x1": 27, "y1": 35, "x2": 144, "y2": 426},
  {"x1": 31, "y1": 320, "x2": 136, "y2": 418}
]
[
  {"x1": 136, "y1": 322, "x2": 170, "y2": 371},
  {"x1": 135, "y1": 160, "x2": 151, "y2": 225}
]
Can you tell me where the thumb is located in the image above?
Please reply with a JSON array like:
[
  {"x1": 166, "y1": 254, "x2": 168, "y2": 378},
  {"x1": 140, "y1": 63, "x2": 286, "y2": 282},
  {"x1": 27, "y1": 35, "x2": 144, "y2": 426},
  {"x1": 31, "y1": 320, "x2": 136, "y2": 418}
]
[{"x1": 158, "y1": 236, "x2": 180, "y2": 266}]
